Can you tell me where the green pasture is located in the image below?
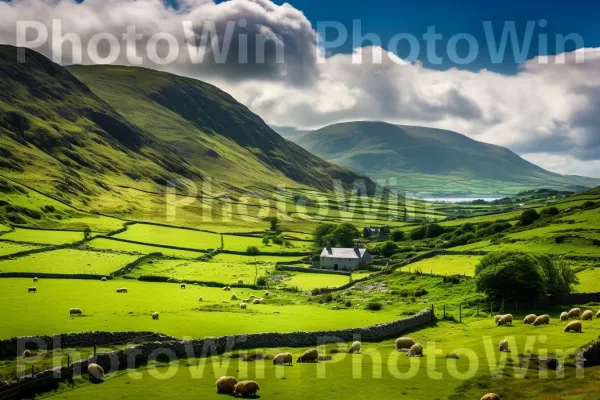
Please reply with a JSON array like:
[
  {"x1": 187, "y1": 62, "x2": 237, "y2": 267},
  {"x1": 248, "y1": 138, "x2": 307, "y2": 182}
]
[
  {"x1": 86, "y1": 238, "x2": 205, "y2": 259},
  {"x1": 126, "y1": 259, "x2": 273, "y2": 285},
  {"x1": 114, "y1": 224, "x2": 222, "y2": 250},
  {"x1": 222, "y1": 234, "x2": 312, "y2": 253},
  {"x1": 0, "y1": 249, "x2": 138, "y2": 274},
  {"x1": 0, "y1": 228, "x2": 85, "y2": 245},
  {"x1": 44, "y1": 317, "x2": 600, "y2": 400},
  {"x1": 0, "y1": 278, "x2": 402, "y2": 339},
  {"x1": 279, "y1": 271, "x2": 372, "y2": 291},
  {"x1": 404, "y1": 255, "x2": 483, "y2": 277},
  {"x1": 0, "y1": 242, "x2": 44, "y2": 256},
  {"x1": 212, "y1": 253, "x2": 304, "y2": 264},
  {"x1": 575, "y1": 268, "x2": 600, "y2": 293}
]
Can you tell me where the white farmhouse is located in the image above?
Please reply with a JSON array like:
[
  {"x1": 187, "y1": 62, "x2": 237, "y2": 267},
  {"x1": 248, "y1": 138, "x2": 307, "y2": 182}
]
[{"x1": 319, "y1": 244, "x2": 371, "y2": 271}]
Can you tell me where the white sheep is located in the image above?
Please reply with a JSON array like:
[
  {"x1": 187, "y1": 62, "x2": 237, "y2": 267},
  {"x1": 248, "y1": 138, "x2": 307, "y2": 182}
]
[
  {"x1": 152, "y1": 312, "x2": 159, "y2": 320},
  {"x1": 231, "y1": 293, "x2": 238, "y2": 300},
  {"x1": 406, "y1": 343, "x2": 423, "y2": 357},
  {"x1": 69, "y1": 308, "x2": 82, "y2": 316},
  {"x1": 498, "y1": 339, "x2": 509, "y2": 352},
  {"x1": 348, "y1": 341, "x2": 361, "y2": 354},
  {"x1": 240, "y1": 302, "x2": 247, "y2": 309},
  {"x1": 582, "y1": 310, "x2": 594, "y2": 320},
  {"x1": 496, "y1": 314, "x2": 513, "y2": 326}
]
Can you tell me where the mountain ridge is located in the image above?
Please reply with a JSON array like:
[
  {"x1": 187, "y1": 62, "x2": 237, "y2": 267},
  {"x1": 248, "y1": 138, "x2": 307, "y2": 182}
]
[{"x1": 293, "y1": 121, "x2": 600, "y2": 196}]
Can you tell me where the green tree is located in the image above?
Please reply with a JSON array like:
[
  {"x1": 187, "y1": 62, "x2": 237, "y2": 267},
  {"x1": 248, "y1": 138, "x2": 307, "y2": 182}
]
[
  {"x1": 246, "y1": 246, "x2": 260, "y2": 255},
  {"x1": 390, "y1": 229, "x2": 405, "y2": 242},
  {"x1": 314, "y1": 223, "x2": 360, "y2": 247},
  {"x1": 313, "y1": 223, "x2": 337, "y2": 245},
  {"x1": 268, "y1": 216, "x2": 280, "y2": 231},
  {"x1": 519, "y1": 209, "x2": 540, "y2": 226},
  {"x1": 425, "y1": 224, "x2": 445, "y2": 238},
  {"x1": 83, "y1": 227, "x2": 92, "y2": 240},
  {"x1": 410, "y1": 225, "x2": 427, "y2": 241},
  {"x1": 540, "y1": 206, "x2": 560, "y2": 217},
  {"x1": 475, "y1": 251, "x2": 547, "y2": 300},
  {"x1": 379, "y1": 241, "x2": 399, "y2": 257}
]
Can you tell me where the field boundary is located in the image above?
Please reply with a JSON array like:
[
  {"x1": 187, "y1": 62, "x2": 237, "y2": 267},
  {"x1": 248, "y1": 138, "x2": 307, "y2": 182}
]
[
  {"x1": 91, "y1": 236, "x2": 209, "y2": 253},
  {"x1": 0, "y1": 309, "x2": 432, "y2": 399}
]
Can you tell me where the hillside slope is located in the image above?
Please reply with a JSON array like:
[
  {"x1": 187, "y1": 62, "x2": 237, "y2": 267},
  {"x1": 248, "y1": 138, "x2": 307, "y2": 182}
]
[
  {"x1": 67, "y1": 65, "x2": 372, "y2": 193},
  {"x1": 0, "y1": 45, "x2": 375, "y2": 223},
  {"x1": 295, "y1": 121, "x2": 600, "y2": 196}
]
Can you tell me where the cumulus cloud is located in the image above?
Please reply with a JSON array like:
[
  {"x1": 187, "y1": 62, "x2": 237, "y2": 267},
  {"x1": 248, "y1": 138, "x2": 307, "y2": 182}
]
[{"x1": 0, "y1": 0, "x2": 599, "y2": 177}]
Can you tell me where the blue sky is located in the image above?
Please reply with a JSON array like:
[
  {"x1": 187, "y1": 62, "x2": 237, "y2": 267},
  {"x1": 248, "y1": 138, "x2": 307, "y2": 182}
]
[{"x1": 266, "y1": 0, "x2": 599, "y2": 74}]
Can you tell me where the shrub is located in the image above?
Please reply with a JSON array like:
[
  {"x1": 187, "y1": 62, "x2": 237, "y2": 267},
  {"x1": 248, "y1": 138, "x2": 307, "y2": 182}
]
[
  {"x1": 410, "y1": 225, "x2": 427, "y2": 241},
  {"x1": 246, "y1": 246, "x2": 260, "y2": 255},
  {"x1": 379, "y1": 241, "x2": 399, "y2": 257},
  {"x1": 555, "y1": 235, "x2": 567, "y2": 244},
  {"x1": 414, "y1": 287, "x2": 428, "y2": 297},
  {"x1": 256, "y1": 277, "x2": 267, "y2": 286},
  {"x1": 541, "y1": 206, "x2": 560, "y2": 217},
  {"x1": 344, "y1": 300, "x2": 352, "y2": 307},
  {"x1": 365, "y1": 302, "x2": 383, "y2": 311},
  {"x1": 390, "y1": 230, "x2": 405, "y2": 242},
  {"x1": 425, "y1": 224, "x2": 445, "y2": 238},
  {"x1": 584, "y1": 201, "x2": 597, "y2": 209},
  {"x1": 519, "y1": 209, "x2": 540, "y2": 226}
]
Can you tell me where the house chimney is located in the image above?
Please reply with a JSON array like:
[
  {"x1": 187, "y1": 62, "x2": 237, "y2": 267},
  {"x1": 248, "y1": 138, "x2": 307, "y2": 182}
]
[{"x1": 354, "y1": 243, "x2": 359, "y2": 250}]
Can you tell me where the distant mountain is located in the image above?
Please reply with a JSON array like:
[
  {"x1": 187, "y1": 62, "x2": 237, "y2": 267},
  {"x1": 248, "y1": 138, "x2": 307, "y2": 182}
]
[
  {"x1": 294, "y1": 121, "x2": 600, "y2": 196},
  {"x1": 272, "y1": 126, "x2": 311, "y2": 139},
  {"x1": 0, "y1": 45, "x2": 376, "y2": 215}
]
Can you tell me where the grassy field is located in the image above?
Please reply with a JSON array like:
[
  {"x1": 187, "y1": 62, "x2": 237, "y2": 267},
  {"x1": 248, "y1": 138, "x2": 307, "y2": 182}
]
[
  {"x1": 86, "y1": 238, "x2": 206, "y2": 259},
  {"x1": 403, "y1": 255, "x2": 483, "y2": 277},
  {"x1": 222, "y1": 234, "x2": 313, "y2": 253},
  {"x1": 0, "y1": 228, "x2": 85, "y2": 245},
  {"x1": 114, "y1": 224, "x2": 222, "y2": 250},
  {"x1": 280, "y1": 272, "x2": 371, "y2": 291},
  {"x1": 126, "y1": 258, "x2": 273, "y2": 284},
  {"x1": 43, "y1": 317, "x2": 600, "y2": 400},
  {"x1": 0, "y1": 249, "x2": 138, "y2": 274},
  {"x1": 0, "y1": 278, "x2": 403, "y2": 339},
  {"x1": 0, "y1": 242, "x2": 44, "y2": 256}
]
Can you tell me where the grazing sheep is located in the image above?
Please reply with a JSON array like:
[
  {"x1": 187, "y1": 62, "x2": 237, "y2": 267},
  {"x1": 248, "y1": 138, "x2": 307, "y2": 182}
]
[
  {"x1": 498, "y1": 340, "x2": 509, "y2": 352},
  {"x1": 568, "y1": 308, "x2": 581, "y2": 319},
  {"x1": 69, "y1": 308, "x2": 82, "y2": 316},
  {"x1": 87, "y1": 363, "x2": 104, "y2": 381},
  {"x1": 152, "y1": 312, "x2": 159, "y2": 320},
  {"x1": 564, "y1": 321, "x2": 582, "y2": 333},
  {"x1": 238, "y1": 280, "x2": 243, "y2": 284},
  {"x1": 560, "y1": 312, "x2": 569, "y2": 321},
  {"x1": 496, "y1": 314, "x2": 513, "y2": 326},
  {"x1": 27, "y1": 287, "x2": 36, "y2": 293},
  {"x1": 234, "y1": 380, "x2": 260, "y2": 397},
  {"x1": 480, "y1": 394, "x2": 500, "y2": 400},
  {"x1": 33, "y1": 277, "x2": 38, "y2": 283},
  {"x1": 240, "y1": 302, "x2": 247, "y2": 309},
  {"x1": 348, "y1": 341, "x2": 361, "y2": 354},
  {"x1": 181, "y1": 284, "x2": 186, "y2": 289},
  {"x1": 582, "y1": 310, "x2": 594, "y2": 320},
  {"x1": 249, "y1": 295, "x2": 255, "y2": 299},
  {"x1": 22, "y1": 349, "x2": 32, "y2": 358},
  {"x1": 533, "y1": 315, "x2": 550, "y2": 326},
  {"x1": 297, "y1": 348, "x2": 319, "y2": 363},
  {"x1": 231, "y1": 293, "x2": 238, "y2": 301},
  {"x1": 264, "y1": 291, "x2": 269, "y2": 296},
  {"x1": 253, "y1": 299, "x2": 262, "y2": 304},
  {"x1": 596, "y1": 310, "x2": 600, "y2": 319},
  {"x1": 116, "y1": 288, "x2": 128, "y2": 293},
  {"x1": 215, "y1": 376, "x2": 238, "y2": 394},
  {"x1": 273, "y1": 352, "x2": 293, "y2": 365},
  {"x1": 101, "y1": 277, "x2": 107, "y2": 282},
  {"x1": 523, "y1": 314, "x2": 537, "y2": 324},
  {"x1": 395, "y1": 337, "x2": 416, "y2": 351},
  {"x1": 199, "y1": 297, "x2": 203, "y2": 302},
  {"x1": 406, "y1": 343, "x2": 423, "y2": 357},
  {"x1": 494, "y1": 315, "x2": 503, "y2": 324}
]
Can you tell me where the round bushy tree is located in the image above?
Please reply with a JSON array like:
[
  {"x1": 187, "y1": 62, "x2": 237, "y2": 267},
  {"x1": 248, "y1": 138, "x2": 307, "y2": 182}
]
[
  {"x1": 390, "y1": 230, "x2": 405, "y2": 242},
  {"x1": 475, "y1": 251, "x2": 547, "y2": 300},
  {"x1": 379, "y1": 241, "x2": 399, "y2": 257},
  {"x1": 519, "y1": 209, "x2": 540, "y2": 226}
]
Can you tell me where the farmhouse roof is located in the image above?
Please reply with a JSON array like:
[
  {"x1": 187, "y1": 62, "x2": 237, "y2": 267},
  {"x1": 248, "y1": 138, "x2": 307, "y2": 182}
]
[{"x1": 320, "y1": 247, "x2": 368, "y2": 259}]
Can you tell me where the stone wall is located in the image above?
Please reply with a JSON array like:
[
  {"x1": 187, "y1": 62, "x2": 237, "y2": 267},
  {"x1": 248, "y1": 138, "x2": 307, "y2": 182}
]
[
  {"x1": 0, "y1": 310, "x2": 432, "y2": 399},
  {"x1": 0, "y1": 331, "x2": 175, "y2": 358},
  {"x1": 276, "y1": 265, "x2": 351, "y2": 276}
]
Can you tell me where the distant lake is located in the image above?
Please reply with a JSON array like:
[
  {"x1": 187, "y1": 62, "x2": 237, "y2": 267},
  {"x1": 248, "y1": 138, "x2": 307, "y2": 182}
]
[{"x1": 421, "y1": 197, "x2": 503, "y2": 203}]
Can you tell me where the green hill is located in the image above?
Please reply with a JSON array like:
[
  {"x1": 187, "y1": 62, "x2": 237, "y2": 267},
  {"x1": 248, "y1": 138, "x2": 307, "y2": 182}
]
[
  {"x1": 294, "y1": 121, "x2": 600, "y2": 196},
  {"x1": 0, "y1": 45, "x2": 375, "y2": 220}
]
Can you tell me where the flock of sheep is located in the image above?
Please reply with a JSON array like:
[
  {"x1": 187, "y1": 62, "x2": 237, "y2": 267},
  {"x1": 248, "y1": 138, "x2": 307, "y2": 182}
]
[{"x1": 494, "y1": 307, "x2": 596, "y2": 333}]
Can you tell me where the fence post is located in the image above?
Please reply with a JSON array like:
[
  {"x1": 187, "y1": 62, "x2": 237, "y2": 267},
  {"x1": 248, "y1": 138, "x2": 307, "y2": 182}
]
[
  {"x1": 460, "y1": 303, "x2": 462, "y2": 323},
  {"x1": 31, "y1": 365, "x2": 34, "y2": 378},
  {"x1": 67, "y1": 354, "x2": 70, "y2": 368},
  {"x1": 93, "y1": 345, "x2": 97, "y2": 361},
  {"x1": 443, "y1": 304, "x2": 446, "y2": 319}
]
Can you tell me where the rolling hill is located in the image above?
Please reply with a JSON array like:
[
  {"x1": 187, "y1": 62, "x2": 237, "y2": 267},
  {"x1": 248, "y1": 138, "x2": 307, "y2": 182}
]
[
  {"x1": 294, "y1": 121, "x2": 600, "y2": 196},
  {"x1": 0, "y1": 45, "x2": 376, "y2": 223}
]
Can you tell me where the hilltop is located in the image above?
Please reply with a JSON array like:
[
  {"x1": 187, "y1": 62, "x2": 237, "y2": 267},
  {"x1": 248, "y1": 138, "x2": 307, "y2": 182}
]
[{"x1": 294, "y1": 121, "x2": 600, "y2": 196}]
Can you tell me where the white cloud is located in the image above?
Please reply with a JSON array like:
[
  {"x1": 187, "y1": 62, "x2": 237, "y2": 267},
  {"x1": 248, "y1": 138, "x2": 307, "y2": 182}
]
[{"x1": 0, "y1": 0, "x2": 599, "y2": 178}]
